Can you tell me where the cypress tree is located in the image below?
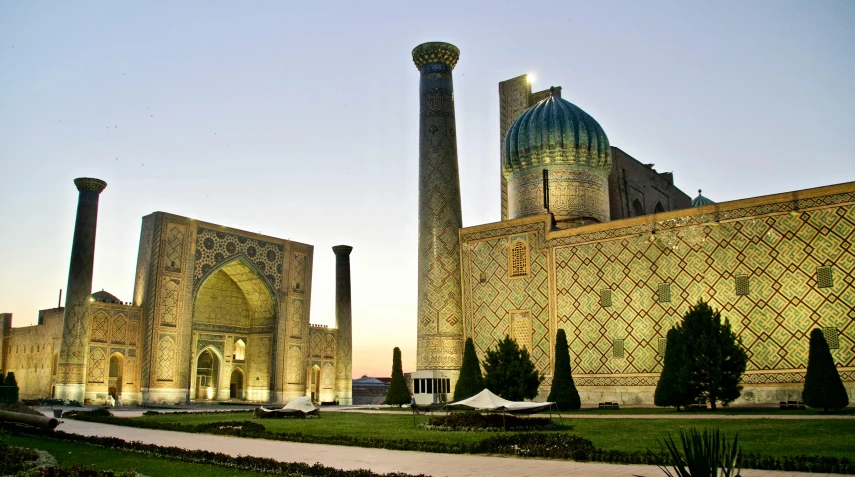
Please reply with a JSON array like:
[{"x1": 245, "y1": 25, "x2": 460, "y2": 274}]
[
  {"x1": 483, "y1": 335, "x2": 543, "y2": 401},
  {"x1": 679, "y1": 300, "x2": 748, "y2": 410},
  {"x1": 547, "y1": 329, "x2": 581, "y2": 410},
  {"x1": 803, "y1": 328, "x2": 849, "y2": 412},
  {"x1": 2, "y1": 372, "x2": 18, "y2": 403},
  {"x1": 384, "y1": 347, "x2": 411, "y2": 405},
  {"x1": 453, "y1": 337, "x2": 485, "y2": 401},
  {"x1": 654, "y1": 328, "x2": 692, "y2": 409}
]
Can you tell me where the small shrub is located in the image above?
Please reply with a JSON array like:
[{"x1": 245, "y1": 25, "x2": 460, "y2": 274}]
[
  {"x1": 453, "y1": 338, "x2": 485, "y2": 401},
  {"x1": 803, "y1": 328, "x2": 849, "y2": 412},
  {"x1": 474, "y1": 433, "x2": 595, "y2": 460},
  {"x1": 385, "y1": 347, "x2": 411, "y2": 405},
  {"x1": 0, "y1": 440, "x2": 40, "y2": 474},
  {"x1": 547, "y1": 329, "x2": 581, "y2": 410}
]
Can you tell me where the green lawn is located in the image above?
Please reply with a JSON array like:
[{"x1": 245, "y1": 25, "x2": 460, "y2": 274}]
[
  {"x1": 131, "y1": 411, "x2": 855, "y2": 459},
  {"x1": 1, "y1": 434, "x2": 265, "y2": 477}
]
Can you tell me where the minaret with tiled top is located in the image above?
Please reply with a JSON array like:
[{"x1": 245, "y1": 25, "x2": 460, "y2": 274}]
[
  {"x1": 413, "y1": 42, "x2": 464, "y2": 375},
  {"x1": 56, "y1": 177, "x2": 107, "y2": 402}
]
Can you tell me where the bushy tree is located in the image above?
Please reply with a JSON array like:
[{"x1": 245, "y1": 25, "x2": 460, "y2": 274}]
[
  {"x1": 654, "y1": 328, "x2": 692, "y2": 409},
  {"x1": 2, "y1": 372, "x2": 18, "y2": 403},
  {"x1": 483, "y1": 335, "x2": 543, "y2": 401},
  {"x1": 547, "y1": 329, "x2": 580, "y2": 410},
  {"x1": 803, "y1": 328, "x2": 849, "y2": 412},
  {"x1": 453, "y1": 338, "x2": 485, "y2": 401},
  {"x1": 384, "y1": 347, "x2": 411, "y2": 405},
  {"x1": 678, "y1": 301, "x2": 748, "y2": 410}
]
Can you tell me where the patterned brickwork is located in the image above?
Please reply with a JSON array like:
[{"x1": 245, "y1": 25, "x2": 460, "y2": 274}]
[
  {"x1": 58, "y1": 179, "x2": 107, "y2": 395},
  {"x1": 415, "y1": 44, "x2": 465, "y2": 371},
  {"x1": 194, "y1": 228, "x2": 284, "y2": 291},
  {"x1": 287, "y1": 346, "x2": 302, "y2": 384},
  {"x1": 87, "y1": 347, "x2": 106, "y2": 383},
  {"x1": 156, "y1": 336, "x2": 175, "y2": 381},
  {"x1": 462, "y1": 233, "x2": 552, "y2": 374},
  {"x1": 461, "y1": 187, "x2": 855, "y2": 389},
  {"x1": 498, "y1": 75, "x2": 532, "y2": 221}
]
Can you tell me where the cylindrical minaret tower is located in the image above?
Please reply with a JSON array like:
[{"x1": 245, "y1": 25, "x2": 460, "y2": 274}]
[
  {"x1": 413, "y1": 42, "x2": 465, "y2": 378},
  {"x1": 332, "y1": 245, "x2": 353, "y2": 405},
  {"x1": 56, "y1": 177, "x2": 107, "y2": 402}
]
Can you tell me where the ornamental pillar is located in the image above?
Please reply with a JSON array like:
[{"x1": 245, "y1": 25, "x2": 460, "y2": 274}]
[
  {"x1": 56, "y1": 177, "x2": 107, "y2": 403},
  {"x1": 413, "y1": 42, "x2": 464, "y2": 374},
  {"x1": 333, "y1": 245, "x2": 353, "y2": 405}
]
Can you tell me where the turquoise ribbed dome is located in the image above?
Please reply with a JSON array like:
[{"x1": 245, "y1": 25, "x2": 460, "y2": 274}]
[
  {"x1": 503, "y1": 91, "x2": 611, "y2": 176},
  {"x1": 691, "y1": 190, "x2": 715, "y2": 207}
]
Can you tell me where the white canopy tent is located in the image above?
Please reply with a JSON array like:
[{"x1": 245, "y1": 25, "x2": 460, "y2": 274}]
[
  {"x1": 447, "y1": 389, "x2": 554, "y2": 414},
  {"x1": 255, "y1": 396, "x2": 320, "y2": 418}
]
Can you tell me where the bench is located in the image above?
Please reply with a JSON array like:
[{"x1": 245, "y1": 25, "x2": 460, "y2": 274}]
[
  {"x1": 598, "y1": 401, "x2": 620, "y2": 410},
  {"x1": 779, "y1": 400, "x2": 806, "y2": 410}
]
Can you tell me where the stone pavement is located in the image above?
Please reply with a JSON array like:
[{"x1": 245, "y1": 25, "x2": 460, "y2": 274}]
[{"x1": 48, "y1": 417, "x2": 848, "y2": 477}]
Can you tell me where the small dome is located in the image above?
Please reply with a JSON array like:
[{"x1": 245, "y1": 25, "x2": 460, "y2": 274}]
[
  {"x1": 691, "y1": 190, "x2": 715, "y2": 207},
  {"x1": 503, "y1": 90, "x2": 611, "y2": 175},
  {"x1": 91, "y1": 290, "x2": 122, "y2": 303}
]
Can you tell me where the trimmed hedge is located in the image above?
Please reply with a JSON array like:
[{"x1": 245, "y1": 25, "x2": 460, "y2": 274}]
[
  {"x1": 425, "y1": 412, "x2": 552, "y2": 430},
  {"x1": 61, "y1": 410, "x2": 855, "y2": 474},
  {"x1": 0, "y1": 439, "x2": 40, "y2": 474}
]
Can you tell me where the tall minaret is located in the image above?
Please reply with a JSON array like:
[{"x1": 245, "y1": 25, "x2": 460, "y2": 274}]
[
  {"x1": 56, "y1": 177, "x2": 107, "y2": 402},
  {"x1": 332, "y1": 245, "x2": 353, "y2": 405},
  {"x1": 413, "y1": 42, "x2": 464, "y2": 378}
]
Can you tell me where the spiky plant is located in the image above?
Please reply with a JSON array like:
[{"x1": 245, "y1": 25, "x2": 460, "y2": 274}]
[{"x1": 658, "y1": 428, "x2": 741, "y2": 477}]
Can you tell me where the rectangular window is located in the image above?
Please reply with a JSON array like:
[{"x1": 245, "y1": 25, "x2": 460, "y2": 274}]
[
  {"x1": 426, "y1": 379, "x2": 433, "y2": 394},
  {"x1": 817, "y1": 266, "x2": 834, "y2": 289},
  {"x1": 508, "y1": 237, "x2": 530, "y2": 278},
  {"x1": 600, "y1": 289, "x2": 613, "y2": 308},
  {"x1": 414, "y1": 379, "x2": 421, "y2": 394},
  {"x1": 658, "y1": 337, "x2": 667, "y2": 357},
  {"x1": 613, "y1": 339, "x2": 625, "y2": 359},
  {"x1": 735, "y1": 275, "x2": 750, "y2": 296},
  {"x1": 823, "y1": 327, "x2": 839, "y2": 349},
  {"x1": 658, "y1": 283, "x2": 671, "y2": 303}
]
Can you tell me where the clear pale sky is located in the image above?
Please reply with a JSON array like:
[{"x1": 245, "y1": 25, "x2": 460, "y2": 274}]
[{"x1": 1, "y1": 1, "x2": 853, "y2": 378}]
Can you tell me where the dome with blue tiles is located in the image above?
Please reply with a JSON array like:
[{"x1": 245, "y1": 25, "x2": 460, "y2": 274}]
[{"x1": 691, "y1": 190, "x2": 715, "y2": 207}]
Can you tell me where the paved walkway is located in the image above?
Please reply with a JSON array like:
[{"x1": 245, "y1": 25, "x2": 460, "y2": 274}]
[{"x1": 46, "y1": 417, "x2": 848, "y2": 477}]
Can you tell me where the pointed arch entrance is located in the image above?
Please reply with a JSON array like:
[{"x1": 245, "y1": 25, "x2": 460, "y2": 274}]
[
  {"x1": 108, "y1": 352, "x2": 124, "y2": 402},
  {"x1": 306, "y1": 365, "x2": 321, "y2": 403},
  {"x1": 195, "y1": 348, "x2": 220, "y2": 400},
  {"x1": 192, "y1": 256, "x2": 277, "y2": 402}
]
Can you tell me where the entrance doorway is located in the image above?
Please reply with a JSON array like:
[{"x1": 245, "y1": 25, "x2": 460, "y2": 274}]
[
  {"x1": 229, "y1": 369, "x2": 244, "y2": 400},
  {"x1": 108, "y1": 353, "x2": 123, "y2": 403},
  {"x1": 306, "y1": 365, "x2": 320, "y2": 403},
  {"x1": 195, "y1": 349, "x2": 220, "y2": 400}
]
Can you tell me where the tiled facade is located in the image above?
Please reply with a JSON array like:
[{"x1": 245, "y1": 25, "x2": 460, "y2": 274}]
[
  {"x1": 460, "y1": 183, "x2": 855, "y2": 404},
  {"x1": 1, "y1": 206, "x2": 352, "y2": 405}
]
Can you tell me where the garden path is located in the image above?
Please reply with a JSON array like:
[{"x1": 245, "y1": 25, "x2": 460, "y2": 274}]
[{"x1": 49, "y1": 417, "x2": 844, "y2": 477}]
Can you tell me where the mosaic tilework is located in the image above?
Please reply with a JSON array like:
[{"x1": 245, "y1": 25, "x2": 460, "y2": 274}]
[
  {"x1": 287, "y1": 346, "x2": 301, "y2": 384},
  {"x1": 156, "y1": 336, "x2": 175, "y2": 381},
  {"x1": 415, "y1": 45, "x2": 465, "y2": 371},
  {"x1": 87, "y1": 347, "x2": 105, "y2": 383},
  {"x1": 554, "y1": 204, "x2": 855, "y2": 377},
  {"x1": 462, "y1": 233, "x2": 552, "y2": 374},
  {"x1": 111, "y1": 314, "x2": 126, "y2": 344},
  {"x1": 461, "y1": 186, "x2": 855, "y2": 390},
  {"x1": 58, "y1": 179, "x2": 107, "y2": 392},
  {"x1": 194, "y1": 228, "x2": 284, "y2": 291},
  {"x1": 90, "y1": 311, "x2": 109, "y2": 343}
]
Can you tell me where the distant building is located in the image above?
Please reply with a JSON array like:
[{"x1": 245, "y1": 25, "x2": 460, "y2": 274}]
[
  {"x1": 352, "y1": 376, "x2": 390, "y2": 405},
  {"x1": 0, "y1": 181, "x2": 354, "y2": 406}
]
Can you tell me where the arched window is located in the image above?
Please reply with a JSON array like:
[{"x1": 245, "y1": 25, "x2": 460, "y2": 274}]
[
  {"x1": 233, "y1": 339, "x2": 246, "y2": 361},
  {"x1": 654, "y1": 201, "x2": 665, "y2": 213},
  {"x1": 632, "y1": 199, "x2": 645, "y2": 217}
]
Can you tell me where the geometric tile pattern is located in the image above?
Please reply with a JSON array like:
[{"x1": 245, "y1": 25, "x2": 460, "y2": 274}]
[
  {"x1": 160, "y1": 280, "x2": 179, "y2": 326},
  {"x1": 87, "y1": 347, "x2": 105, "y2": 383},
  {"x1": 322, "y1": 362, "x2": 335, "y2": 390},
  {"x1": 461, "y1": 187, "x2": 855, "y2": 388},
  {"x1": 415, "y1": 56, "x2": 464, "y2": 371},
  {"x1": 287, "y1": 346, "x2": 302, "y2": 384},
  {"x1": 462, "y1": 234, "x2": 552, "y2": 374},
  {"x1": 291, "y1": 253, "x2": 306, "y2": 292},
  {"x1": 111, "y1": 314, "x2": 126, "y2": 344},
  {"x1": 194, "y1": 228, "x2": 284, "y2": 292},
  {"x1": 90, "y1": 311, "x2": 109, "y2": 343},
  {"x1": 58, "y1": 180, "x2": 107, "y2": 390},
  {"x1": 156, "y1": 336, "x2": 175, "y2": 381},
  {"x1": 163, "y1": 224, "x2": 185, "y2": 273},
  {"x1": 554, "y1": 203, "x2": 855, "y2": 378}
]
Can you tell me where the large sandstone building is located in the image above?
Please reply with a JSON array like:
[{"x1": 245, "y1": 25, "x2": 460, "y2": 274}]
[
  {"x1": 0, "y1": 180, "x2": 353, "y2": 405},
  {"x1": 411, "y1": 42, "x2": 854, "y2": 405}
]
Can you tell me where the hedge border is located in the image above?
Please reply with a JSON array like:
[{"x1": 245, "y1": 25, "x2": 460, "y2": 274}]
[
  {"x1": 63, "y1": 410, "x2": 854, "y2": 474},
  {"x1": 0, "y1": 423, "x2": 428, "y2": 477}
]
